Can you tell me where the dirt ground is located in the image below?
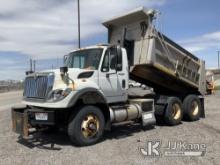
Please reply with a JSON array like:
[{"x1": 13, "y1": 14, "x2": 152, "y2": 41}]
[{"x1": 0, "y1": 91, "x2": 219, "y2": 165}]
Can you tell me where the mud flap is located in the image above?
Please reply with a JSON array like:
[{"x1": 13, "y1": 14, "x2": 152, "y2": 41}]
[
  {"x1": 200, "y1": 97, "x2": 205, "y2": 118},
  {"x1": 11, "y1": 105, "x2": 30, "y2": 138}
]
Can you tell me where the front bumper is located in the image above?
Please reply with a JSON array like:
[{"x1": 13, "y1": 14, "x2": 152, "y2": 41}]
[{"x1": 11, "y1": 106, "x2": 55, "y2": 137}]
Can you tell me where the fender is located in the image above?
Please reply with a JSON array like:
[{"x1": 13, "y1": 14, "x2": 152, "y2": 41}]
[
  {"x1": 67, "y1": 87, "x2": 108, "y2": 107},
  {"x1": 67, "y1": 87, "x2": 111, "y2": 130}
]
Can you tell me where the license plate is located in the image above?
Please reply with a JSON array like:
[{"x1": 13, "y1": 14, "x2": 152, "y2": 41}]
[
  {"x1": 143, "y1": 113, "x2": 153, "y2": 120},
  {"x1": 35, "y1": 113, "x2": 48, "y2": 121}
]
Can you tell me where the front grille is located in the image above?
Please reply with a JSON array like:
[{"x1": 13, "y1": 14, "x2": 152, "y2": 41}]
[{"x1": 24, "y1": 74, "x2": 54, "y2": 99}]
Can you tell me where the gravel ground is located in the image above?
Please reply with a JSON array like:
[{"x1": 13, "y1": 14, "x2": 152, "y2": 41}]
[{"x1": 0, "y1": 91, "x2": 219, "y2": 165}]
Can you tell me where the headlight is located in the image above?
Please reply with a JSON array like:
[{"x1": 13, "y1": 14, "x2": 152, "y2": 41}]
[{"x1": 48, "y1": 88, "x2": 72, "y2": 102}]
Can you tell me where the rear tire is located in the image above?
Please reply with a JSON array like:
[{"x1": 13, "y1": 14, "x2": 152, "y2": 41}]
[
  {"x1": 68, "y1": 106, "x2": 105, "y2": 146},
  {"x1": 183, "y1": 95, "x2": 201, "y2": 121},
  {"x1": 164, "y1": 97, "x2": 183, "y2": 126}
]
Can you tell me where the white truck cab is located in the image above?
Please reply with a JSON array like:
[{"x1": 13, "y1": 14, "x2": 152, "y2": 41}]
[{"x1": 23, "y1": 45, "x2": 129, "y2": 107}]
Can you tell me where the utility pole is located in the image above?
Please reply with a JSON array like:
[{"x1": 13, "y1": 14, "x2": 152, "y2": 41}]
[
  {"x1": 218, "y1": 51, "x2": 220, "y2": 69},
  {"x1": 77, "y1": 0, "x2": 81, "y2": 48}
]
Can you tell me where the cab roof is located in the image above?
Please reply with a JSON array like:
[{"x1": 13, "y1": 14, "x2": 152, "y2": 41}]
[
  {"x1": 71, "y1": 44, "x2": 110, "y2": 53},
  {"x1": 102, "y1": 6, "x2": 150, "y2": 27}
]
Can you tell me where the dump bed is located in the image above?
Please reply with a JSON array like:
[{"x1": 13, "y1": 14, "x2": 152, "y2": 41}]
[{"x1": 103, "y1": 7, "x2": 206, "y2": 95}]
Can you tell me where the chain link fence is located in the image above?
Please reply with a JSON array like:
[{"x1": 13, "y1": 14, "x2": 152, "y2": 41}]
[{"x1": 0, "y1": 81, "x2": 23, "y2": 93}]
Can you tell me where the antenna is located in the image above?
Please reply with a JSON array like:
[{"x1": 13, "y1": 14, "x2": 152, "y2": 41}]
[
  {"x1": 30, "y1": 59, "x2": 32, "y2": 71},
  {"x1": 77, "y1": 0, "x2": 81, "y2": 48},
  {"x1": 218, "y1": 51, "x2": 220, "y2": 68},
  {"x1": 33, "y1": 60, "x2": 36, "y2": 72}
]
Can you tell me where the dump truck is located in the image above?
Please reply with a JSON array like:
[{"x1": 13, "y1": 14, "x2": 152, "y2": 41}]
[{"x1": 12, "y1": 7, "x2": 206, "y2": 146}]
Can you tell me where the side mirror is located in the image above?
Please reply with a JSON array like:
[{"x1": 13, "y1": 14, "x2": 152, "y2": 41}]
[
  {"x1": 63, "y1": 55, "x2": 69, "y2": 65},
  {"x1": 116, "y1": 45, "x2": 121, "y2": 58},
  {"x1": 60, "y1": 66, "x2": 68, "y2": 75},
  {"x1": 116, "y1": 46, "x2": 122, "y2": 71}
]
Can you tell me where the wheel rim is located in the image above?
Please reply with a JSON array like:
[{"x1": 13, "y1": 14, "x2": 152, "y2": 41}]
[
  {"x1": 172, "y1": 103, "x2": 181, "y2": 120},
  {"x1": 81, "y1": 114, "x2": 100, "y2": 138},
  {"x1": 191, "y1": 101, "x2": 199, "y2": 116}
]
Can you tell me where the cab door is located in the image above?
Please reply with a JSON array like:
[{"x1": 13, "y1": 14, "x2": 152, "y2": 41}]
[{"x1": 98, "y1": 47, "x2": 127, "y2": 103}]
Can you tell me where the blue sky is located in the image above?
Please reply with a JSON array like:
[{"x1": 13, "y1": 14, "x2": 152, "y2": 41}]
[{"x1": 0, "y1": 0, "x2": 219, "y2": 80}]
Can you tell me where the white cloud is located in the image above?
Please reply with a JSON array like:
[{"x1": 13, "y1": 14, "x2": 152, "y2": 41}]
[
  {"x1": 0, "y1": 0, "x2": 166, "y2": 59},
  {"x1": 179, "y1": 31, "x2": 220, "y2": 53}
]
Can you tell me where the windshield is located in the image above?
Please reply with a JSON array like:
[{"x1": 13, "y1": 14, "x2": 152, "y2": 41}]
[{"x1": 66, "y1": 48, "x2": 103, "y2": 70}]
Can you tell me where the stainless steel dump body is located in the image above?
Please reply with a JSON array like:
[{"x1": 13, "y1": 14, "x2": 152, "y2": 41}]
[{"x1": 103, "y1": 7, "x2": 206, "y2": 95}]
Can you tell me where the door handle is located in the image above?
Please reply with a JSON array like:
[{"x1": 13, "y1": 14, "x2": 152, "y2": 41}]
[
  {"x1": 122, "y1": 80, "x2": 126, "y2": 88},
  {"x1": 106, "y1": 72, "x2": 117, "y2": 78},
  {"x1": 118, "y1": 73, "x2": 125, "y2": 76}
]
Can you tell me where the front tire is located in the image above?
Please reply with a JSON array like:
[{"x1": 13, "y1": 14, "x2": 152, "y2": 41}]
[
  {"x1": 68, "y1": 106, "x2": 105, "y2": 146},
  {"x1": 183, "y1": 95, "x2": 201, "y2": 121},
  {"x1": 164, "y1": 97, "x2": 183, "y2": 126}
]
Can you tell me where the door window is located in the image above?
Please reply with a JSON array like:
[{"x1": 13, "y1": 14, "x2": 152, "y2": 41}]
[
  {"x1": 101, "y1": 48, "x2": 122, "y2": 72},
  {"x1": 101, "y1": 50, "x2": 110, "y2": 72}
]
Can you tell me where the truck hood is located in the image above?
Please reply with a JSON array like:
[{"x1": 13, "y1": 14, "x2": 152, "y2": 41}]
[
  {"x1": 41, "y1": 68, "x2": 98, "y2": 90},
  {"x1": 46, "y1": 68, "x2": 94, "y2": 79}
]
